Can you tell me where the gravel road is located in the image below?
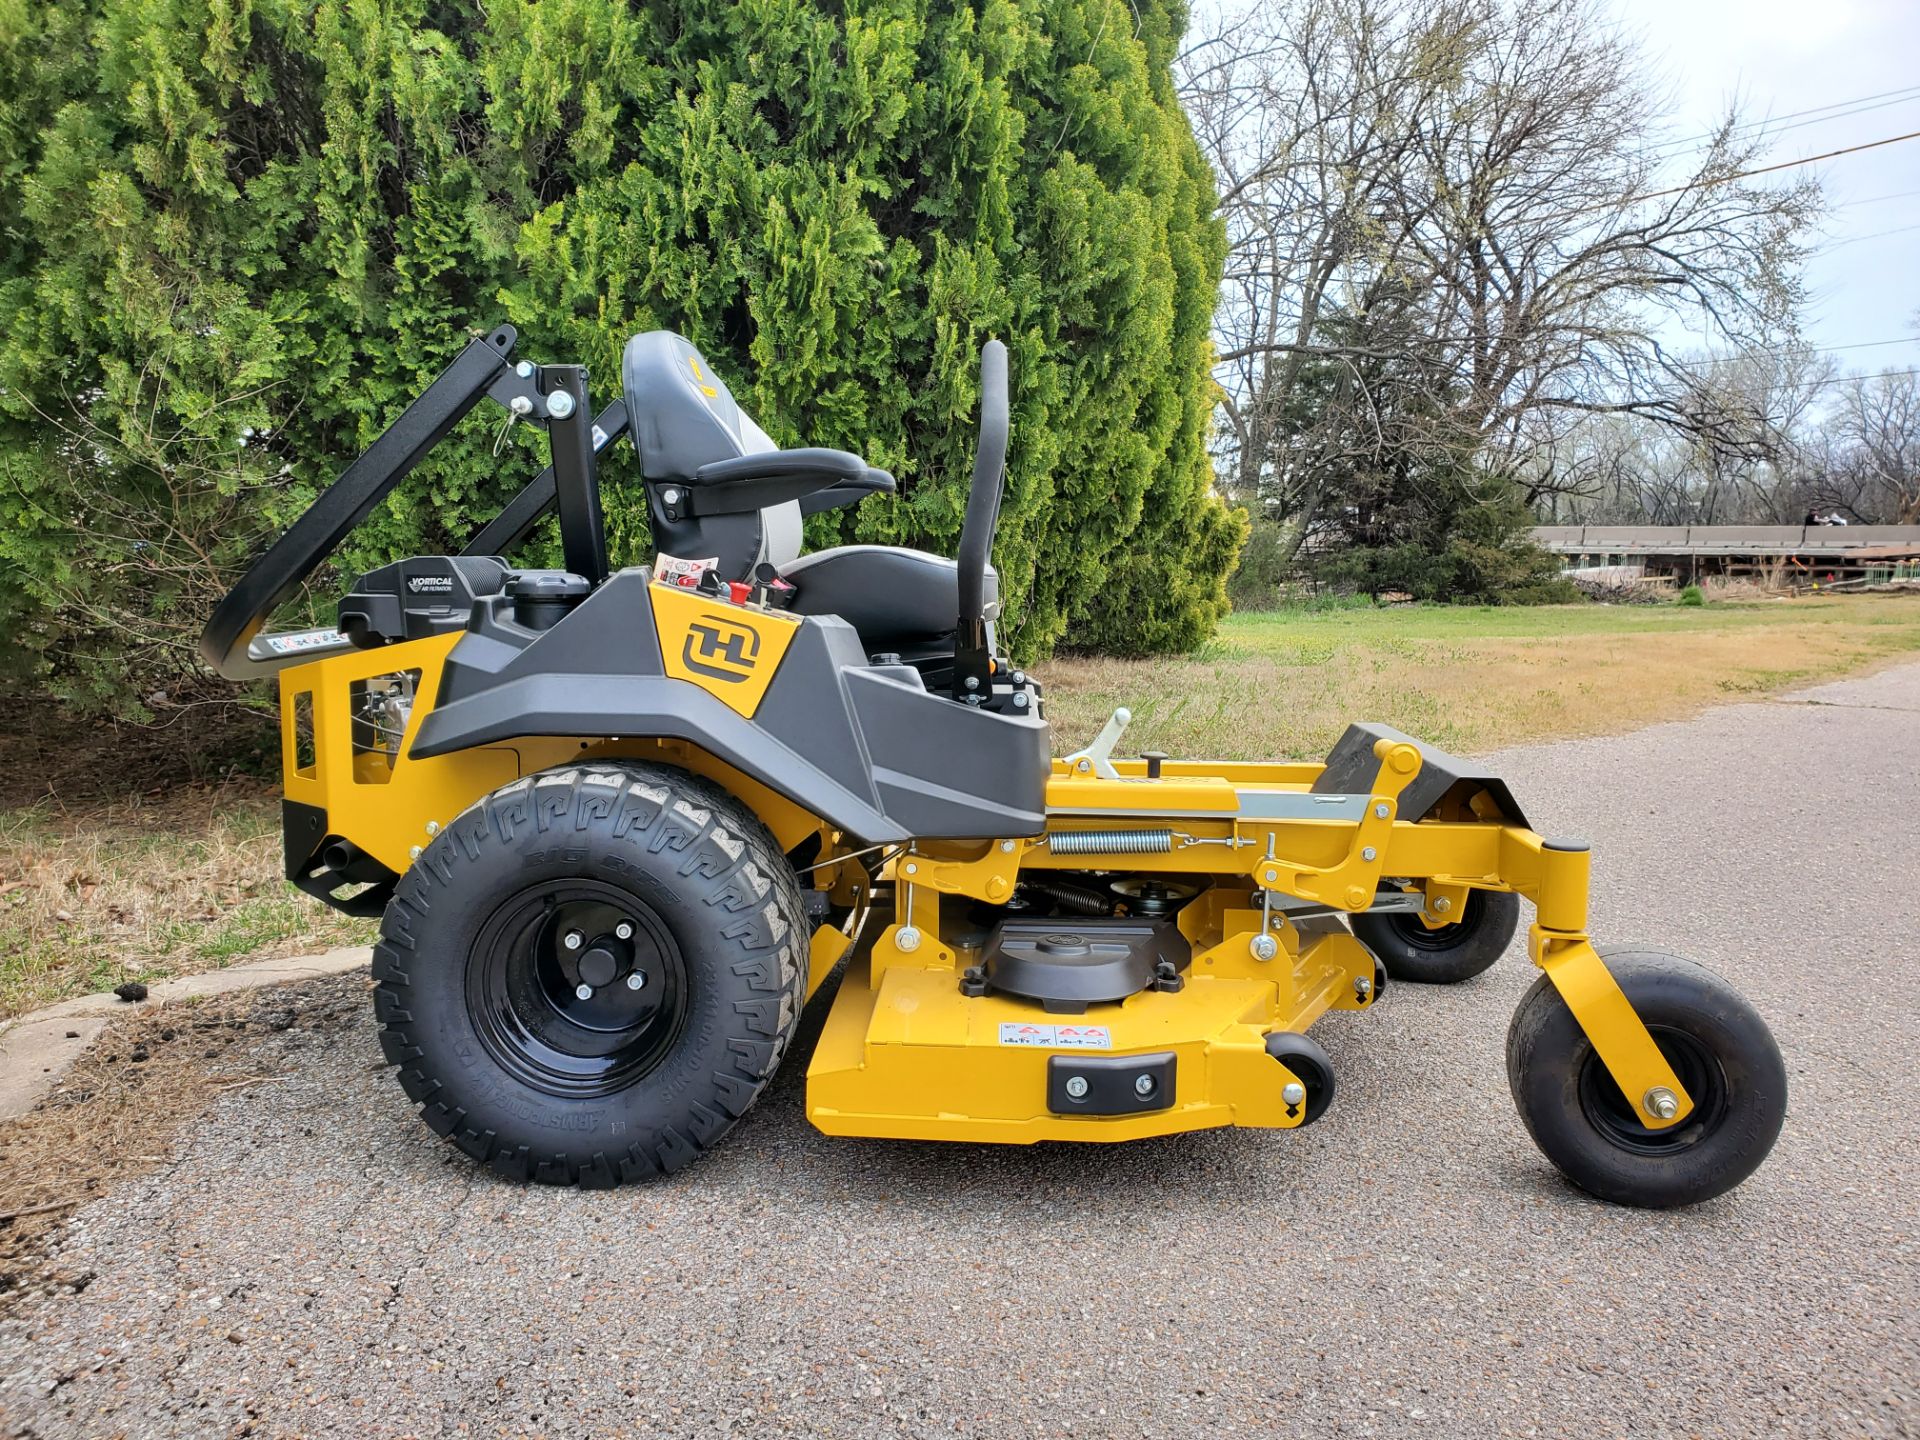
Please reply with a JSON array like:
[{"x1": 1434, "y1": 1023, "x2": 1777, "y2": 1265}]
[{"x1": 4, "y1": 665, "x2": 1917, "y2": 1440}]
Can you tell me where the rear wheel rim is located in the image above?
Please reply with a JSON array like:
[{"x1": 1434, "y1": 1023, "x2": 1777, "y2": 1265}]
[
  {"x1": 467, "y1": 879, "x2": 688, "y2": 1100},
  {"x1": 1577, "y1": 1026, "x2": 1729, "y2": 1155}
]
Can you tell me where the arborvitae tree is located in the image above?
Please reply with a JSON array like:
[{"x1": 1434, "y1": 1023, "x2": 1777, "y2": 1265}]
[{"x1": 0, "y1": 0, "x2": 1238, "y2": 715}]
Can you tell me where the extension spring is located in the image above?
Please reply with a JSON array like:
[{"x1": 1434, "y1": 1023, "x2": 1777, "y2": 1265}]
[{"x1": 1046, "y1": 828, "x2": 1174, "y2": 856}]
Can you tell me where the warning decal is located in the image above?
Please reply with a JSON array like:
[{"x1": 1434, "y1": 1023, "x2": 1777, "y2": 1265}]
[{"x1": 997, "y1": 1022, "x2": 1112, "y2": 1050}]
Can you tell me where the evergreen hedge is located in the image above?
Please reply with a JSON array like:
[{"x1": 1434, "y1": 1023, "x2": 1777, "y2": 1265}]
[{"x1": 0, "y1": 0, "x2": 1240, "y2": 714}]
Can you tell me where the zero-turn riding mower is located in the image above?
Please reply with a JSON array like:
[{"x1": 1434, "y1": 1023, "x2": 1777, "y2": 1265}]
[{"x1": 202, "y1": 325, "x2": 1787, "y2": 1208}]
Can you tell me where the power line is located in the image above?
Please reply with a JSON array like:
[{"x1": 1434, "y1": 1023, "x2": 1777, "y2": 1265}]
[
  {"x1": 1604, "y1": 129, "x2": 1920, "y2": 212},
  {"x1": 1652, "y1": 83, "x2": 1920, "y2": 152},
  {"x1": 1653, "y1": 86, "x2": 1920, "y2": 156},
  {"x1": 1821, "y1": 220, "x2": 1920, "y2": 250}
]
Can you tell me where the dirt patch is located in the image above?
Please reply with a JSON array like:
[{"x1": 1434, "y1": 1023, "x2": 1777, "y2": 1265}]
[{"x1": 0, "y1": 972, "x2": 367, "y2": 1316}]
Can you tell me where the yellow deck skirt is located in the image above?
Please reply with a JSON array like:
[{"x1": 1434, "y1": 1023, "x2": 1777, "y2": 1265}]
[{"x1": 805, "y1": 930, "x2": 1371, "y2": 1144}]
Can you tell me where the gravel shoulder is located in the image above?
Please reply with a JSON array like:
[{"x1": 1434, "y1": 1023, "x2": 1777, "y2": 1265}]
[{"x1": 1, "y1": 668, "x2": 1916, "y2": 1439}]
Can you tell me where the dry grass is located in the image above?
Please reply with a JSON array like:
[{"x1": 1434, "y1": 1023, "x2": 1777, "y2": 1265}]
[
  {"x1": 0, "y1": 782, "x2": 370, "y2": 1021},
  {"x1": 1045, "y1": 592, "x2": 1920, "y2": 758}
]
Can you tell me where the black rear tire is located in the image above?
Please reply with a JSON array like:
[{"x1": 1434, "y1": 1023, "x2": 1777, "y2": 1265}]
[
  {"x1": 1506, "y1": 948, "x2": 1787, "y2": 1208},
  {"x1": 372, "y1": 764, "x2": 808, "y2": 1187},
  {"x1": 1352, "y1": 888, "x2": 1519, "y2": 984}
]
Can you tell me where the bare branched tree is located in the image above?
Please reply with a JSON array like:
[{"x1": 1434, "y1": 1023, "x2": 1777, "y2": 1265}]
[{"x1": 1181, "y1": 0, "x2": 1821, "y2": 558}]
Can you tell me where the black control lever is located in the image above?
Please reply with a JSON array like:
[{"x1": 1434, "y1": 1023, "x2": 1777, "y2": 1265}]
[{"x1": 952, "y1": 339, "x2": 1008, "y2": 702}]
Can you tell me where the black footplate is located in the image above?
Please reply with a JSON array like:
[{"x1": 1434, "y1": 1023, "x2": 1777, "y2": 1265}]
[
  {"x1": 973, "y1": 918, "x2": 1189, "y2": 1014},
  {"x1": 1048, "y1": 1053, "x2": 1177, "y2": 1116}
]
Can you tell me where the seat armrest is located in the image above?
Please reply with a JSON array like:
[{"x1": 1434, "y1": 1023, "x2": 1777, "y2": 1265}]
[
  {"x1": 799, "y1": 466, "x2": 896, "y2": 516},
  {"x1": 665, "y1": 448, "x2": 889, "y2": 520}
]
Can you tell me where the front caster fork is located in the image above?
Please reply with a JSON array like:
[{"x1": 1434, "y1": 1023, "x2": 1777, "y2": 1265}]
[
  {"x1": 1531, "y1": 931, "x2": 1694, "y2": 1128},
  {"x1": 1526, "y1": 839, "x2": 1694, "y2": 1129}
]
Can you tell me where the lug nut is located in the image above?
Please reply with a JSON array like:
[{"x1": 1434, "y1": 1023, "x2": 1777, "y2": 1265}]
[
  {"x1": 574, "y1": 983, "x2": 593, "y2": 1000},
  {"x1": 563, "y1": 931, "x2": 584, "y2": 951},
  {"x1": 1282, "y1": 1081, "x2": 1306, "y2": 1106},
  {"x1": 1065, "y1": 1076, "x2": 1089, "y2": 1099},
  {"x1": 615, "y1": 921, "x2": 634, "y2": 940},
  {"x1": 1133, "y1": 1075, "x2": 1155, "y2": 1097},
  {"x1": 1644, "y1": 1087, "x2": 1680, "y2": 1120},
  {"x1": 626, "y1": 973, "x2": 646, "y2": 991}
]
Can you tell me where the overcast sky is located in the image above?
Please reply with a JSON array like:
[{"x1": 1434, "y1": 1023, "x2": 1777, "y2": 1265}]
[{"x1": 1608, "y1": 0, "x2": 1920, "y2": 379}]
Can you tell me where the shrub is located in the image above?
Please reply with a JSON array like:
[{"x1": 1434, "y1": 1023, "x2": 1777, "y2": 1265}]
[{"x1": 0, "y1": 0, "x2": 1232, "y2": 715}]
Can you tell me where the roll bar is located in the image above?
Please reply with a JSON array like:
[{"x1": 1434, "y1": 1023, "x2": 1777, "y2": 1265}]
[
  {"x1": 952, "y1": 339, "x2": 1008, "y2": 700},
  {"x1": 199, "y1": 325, "x2": 618, "y2": 680}
]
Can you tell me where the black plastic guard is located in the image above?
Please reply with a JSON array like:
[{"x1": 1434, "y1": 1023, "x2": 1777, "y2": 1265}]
[
  {"x1": 283, "y1": 799, "x2": 398, "y2": 917},
  {"x1": 1311, "y1": 722, "x2": 1528, "y2": 827}
]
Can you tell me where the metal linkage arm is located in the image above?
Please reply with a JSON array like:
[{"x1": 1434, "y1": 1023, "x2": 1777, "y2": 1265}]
[{"x1": 464, "y1": 398, "x2": 629, "y2": 563}]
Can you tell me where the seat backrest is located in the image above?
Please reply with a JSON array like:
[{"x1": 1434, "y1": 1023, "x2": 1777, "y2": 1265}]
[{"x1": 621, "y1": 332, "x2": 800, "y2": 574}]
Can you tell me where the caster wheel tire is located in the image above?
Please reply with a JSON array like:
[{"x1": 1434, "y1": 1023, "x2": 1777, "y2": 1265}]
[
  {"x1": 1264, "y1": 1031, "x2": 1335, "y2": 1126},
  {"x1": 1506, "y1": 948, "x2": 1786, "y2": 1209},
  {"x1": 372, "y1": 764, "x2": 808, "y2": 1187},
  {"x1": 1352, "y1": 888, "x2": 1519, "y2": 984}
]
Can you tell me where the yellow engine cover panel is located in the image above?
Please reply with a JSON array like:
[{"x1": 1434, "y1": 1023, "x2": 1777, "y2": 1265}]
[{"x1": 650, "y1": 581, "x2": 798, "y2": 717}]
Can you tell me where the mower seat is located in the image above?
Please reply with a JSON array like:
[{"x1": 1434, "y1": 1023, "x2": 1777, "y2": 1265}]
[
  {"x1": 782, "y1": 546, "x2": 999, "y2": 656},
  {"x1": 623, "y1": 330, "x2": 991, "y2": 659},
  {"x1": 622, "y1": 332, "x2": 803, "y2": 576}
]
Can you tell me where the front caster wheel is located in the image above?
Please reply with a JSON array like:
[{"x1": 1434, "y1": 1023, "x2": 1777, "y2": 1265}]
[
  {"x1": 372, "y1": 764, "x2": 807, "y2": 1187},
  {"x1": 1352, "y1": 888, "x2": 1519, "y2": 984},
  {"x1": 1506, "y1": 948, "x2": 1786, "y2": 1208}
]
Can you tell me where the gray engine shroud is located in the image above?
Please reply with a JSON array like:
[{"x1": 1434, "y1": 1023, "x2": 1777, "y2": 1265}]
[{"x1": 409, "y1": 568, "x2": 1050, "y2": 844}]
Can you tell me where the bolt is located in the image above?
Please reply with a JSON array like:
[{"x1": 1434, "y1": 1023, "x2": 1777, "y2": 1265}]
[
  {"x1": 1013, "y1": 692, "x2": 1029, "y2": 709},
  {"x1": 1282, "y1": 1081, "x2": 1306, "y2": 1106},
  {"x1": 509, "y1": 395, "x2": 533, "y2": 417},
  {"x1": 516, "y1": 361, "x2": 534, "y2": 378},
  {"x1": 626, "y1": 972, "x2": 646, "y2": 991},
  {"x1": 546, "y1": 389, "x2": 576, "y2": 419},
  {"x1": 662, "y1": 487, "x2": 680, "y2": 506},
  {"x1": 563, "y1": 930, "x2": 584, "y2": 951},
  {"x1": 1264, "y1": 868, "x2": 1278, "y2": 883},
  {"x1": 1000, "y1": 839, "x2": 1016, "y2": 853},
  {"x1": 408, "y1": 845, "x2": 422, "y2": 861},
  {"x1": 895, "y1": 926, "x2": 921, "y2": 953},
  {"x1": 1361, "y1": 846, "x2": 1377, "y2": 862},
  {"x1": 425, "y1": 820, "x2": 440, "y2": 836},
  {"x1": 904, "y1": 862, "x2": 918, "y2": 875},
  {"x1": 1354, "y1": 975, "x2": 1373, "y2": 1000},
  {"x1": 963, "y1": 675, "x2": 979, "y2": 690},
  {"x1": 1065, "y1": 1076, "x2": 1089, "y2": 1100},
  {"x1": 1644, "y1": 1087, "x2": 1680, "y2": 1120},
  {"x1": 1249, "y1": 933, "x2": 1279, "y2": 962},
  {"x1": 574, "y1": 983, "x2": 593, "y2": 1000},
  {"x1": 615, "y1": 921, "x2": 634, "y2": 940},
  {"x1": 1374, "y1": 803, "x2": 1390, "y2": 819},
  {"x1": 1133, "y1": 1074, "x2": 1156, "y2": 1098},
  {"x1": 1433, "y1": 896, "x2": 1453, "y2": 913}
]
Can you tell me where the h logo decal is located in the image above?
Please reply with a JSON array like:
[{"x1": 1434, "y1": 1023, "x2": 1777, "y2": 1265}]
[{"x1": 682, "y1": 619, "x2": 761, "y2": 683}]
